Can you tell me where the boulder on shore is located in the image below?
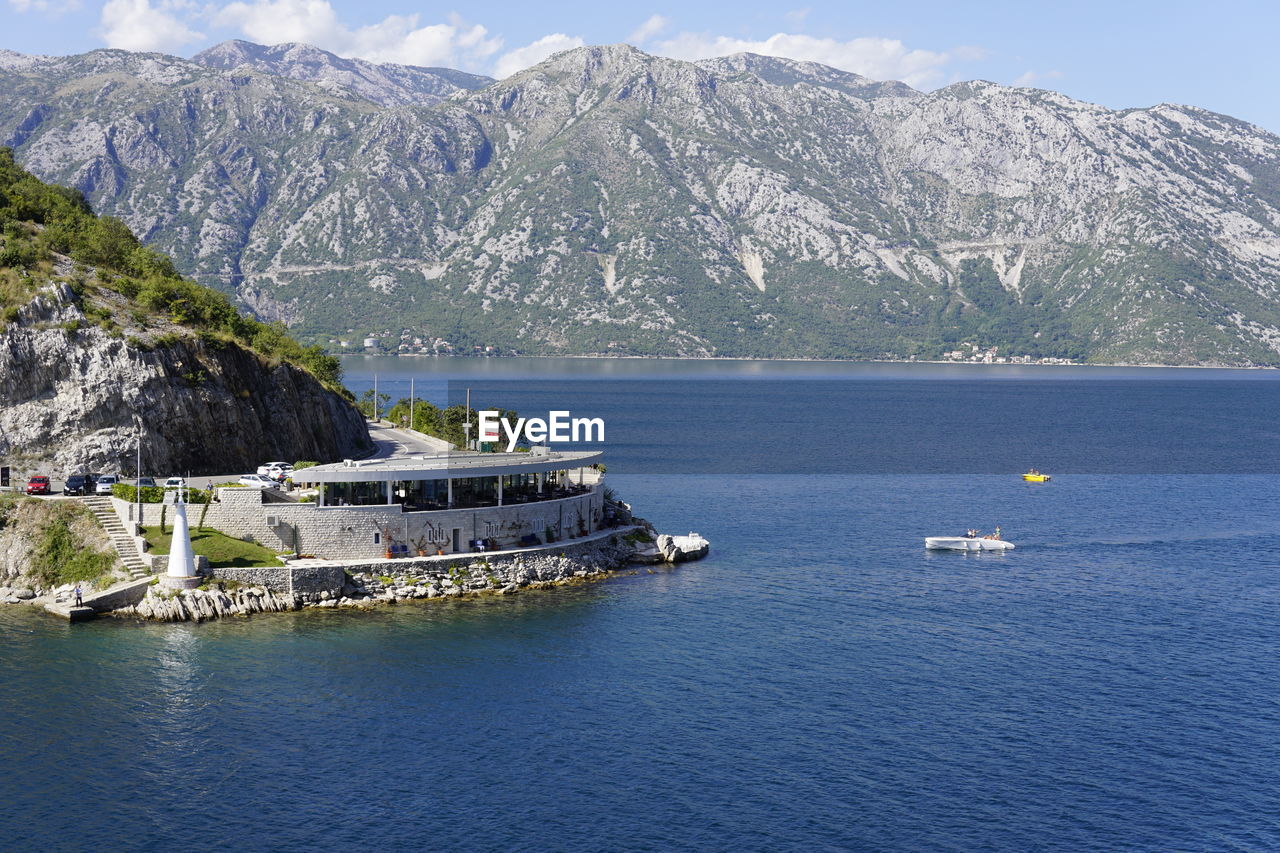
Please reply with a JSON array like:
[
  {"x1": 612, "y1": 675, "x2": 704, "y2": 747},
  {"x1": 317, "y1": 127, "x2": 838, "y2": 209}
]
[{"x1": 655, "y1": 533, "x2": 710, "y2": 563}]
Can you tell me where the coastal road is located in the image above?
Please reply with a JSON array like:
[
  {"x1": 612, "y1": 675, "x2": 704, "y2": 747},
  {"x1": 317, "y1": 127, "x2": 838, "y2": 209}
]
[
  {"x1": 365, "y1": 421, "x2": 453, "y2": 459},
  {"x1": 5, "y1": 420, "x2": 451, "y2": 495}
]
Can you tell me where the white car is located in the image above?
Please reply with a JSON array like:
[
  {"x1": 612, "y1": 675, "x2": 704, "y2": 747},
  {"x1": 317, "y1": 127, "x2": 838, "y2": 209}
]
[
  {"x1": 257, "y1": 462, "x2": 293, "y2": 478},
  {"x1": 94, "y1": 474, "x2": 119, "y2": 495},
  {"x1": 238, "y1": 474, "x2": 278, "y2": 489},
  {"x1": 163, "y1": 477, "x2": 186, "y2": 490}
]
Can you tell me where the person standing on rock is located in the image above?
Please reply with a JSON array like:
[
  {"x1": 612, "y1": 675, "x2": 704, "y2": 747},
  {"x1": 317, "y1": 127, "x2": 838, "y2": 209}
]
[{"x1": 74, "y1": 583, "x2": 83, "y2": 607}]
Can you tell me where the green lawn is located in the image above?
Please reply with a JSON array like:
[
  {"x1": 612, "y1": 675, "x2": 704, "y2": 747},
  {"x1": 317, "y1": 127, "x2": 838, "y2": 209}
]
[{"x1": 141, "y1": 526, "x2": 288, "y2": 568}]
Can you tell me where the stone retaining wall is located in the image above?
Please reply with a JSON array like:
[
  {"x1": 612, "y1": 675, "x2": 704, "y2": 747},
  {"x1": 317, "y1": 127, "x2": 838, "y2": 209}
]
[
  {"x1": 82, "y1": 577, "x2": 153, "y2": 612},
  {"x1": 213, "y1": 564, "x2": 346, "y2": 596},
  {"x1": 116, "y1": 532, "x2": 646, "y2": 622},
  {"x1": 113, "y1": 486, "x2": 605, "y2": 561}
]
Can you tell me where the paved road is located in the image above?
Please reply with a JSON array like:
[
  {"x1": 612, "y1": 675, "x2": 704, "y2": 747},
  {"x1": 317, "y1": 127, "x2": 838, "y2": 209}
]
[
  {"x1": 5, "y1": 420, "x2": 450, "y2": 496},
  {"x1": 366, "y1": 421, "x2": 453, "y2": 458}
]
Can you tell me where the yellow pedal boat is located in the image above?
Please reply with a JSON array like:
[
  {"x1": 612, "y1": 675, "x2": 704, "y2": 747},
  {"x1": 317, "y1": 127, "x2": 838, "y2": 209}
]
[{"x1": 1022, "y1": 471, "x2": 1051, "y2": 482}]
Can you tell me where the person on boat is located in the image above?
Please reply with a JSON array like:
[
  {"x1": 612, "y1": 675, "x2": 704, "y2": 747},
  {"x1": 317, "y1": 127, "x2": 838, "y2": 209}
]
[
  {"x1": 964, "y1": 529, "x2": 976, "y2": 538},
  {"x1": 993, "y1": 526, "x2": 1002, "y2": 540}
]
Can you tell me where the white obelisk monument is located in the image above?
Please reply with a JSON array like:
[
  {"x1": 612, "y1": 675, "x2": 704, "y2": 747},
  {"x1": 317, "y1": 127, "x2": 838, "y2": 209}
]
[{"x1": 162, "y1": 488, "x2": 201, "y2": 589}]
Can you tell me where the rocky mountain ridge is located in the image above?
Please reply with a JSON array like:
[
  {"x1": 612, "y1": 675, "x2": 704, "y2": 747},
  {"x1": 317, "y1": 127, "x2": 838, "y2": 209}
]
[
  {"x1": 1, "y1": 42, "x2": 1278, "y2": 364},
  {"x1": 190, "y1": 40, "x2": 493, "y2": 107}
]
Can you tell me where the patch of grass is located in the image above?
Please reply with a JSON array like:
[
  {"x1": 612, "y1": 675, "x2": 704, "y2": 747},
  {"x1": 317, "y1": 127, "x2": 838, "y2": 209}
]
[
  {"x1": 141, "y1": 525, "x2": 287, "y2": 568},
  {"x1": 29, "y1": 504, "x2": 116, "y2": 589}
]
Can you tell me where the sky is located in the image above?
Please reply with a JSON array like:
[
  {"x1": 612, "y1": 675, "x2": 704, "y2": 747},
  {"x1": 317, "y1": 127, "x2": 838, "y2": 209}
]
[{"x1": 2, "y1": 0, "x2": 1277, "y2": 133}]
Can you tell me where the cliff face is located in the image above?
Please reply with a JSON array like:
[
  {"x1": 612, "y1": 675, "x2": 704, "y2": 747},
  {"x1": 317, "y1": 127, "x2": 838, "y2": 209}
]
[{"x1": 0, "y1": 285, "x2": 369, "y2": 475}]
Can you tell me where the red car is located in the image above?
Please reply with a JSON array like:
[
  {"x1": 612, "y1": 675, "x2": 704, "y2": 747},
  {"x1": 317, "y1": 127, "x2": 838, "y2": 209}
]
[{"x1": 25, "y1": 475, "x2": 50, "y2": 495}]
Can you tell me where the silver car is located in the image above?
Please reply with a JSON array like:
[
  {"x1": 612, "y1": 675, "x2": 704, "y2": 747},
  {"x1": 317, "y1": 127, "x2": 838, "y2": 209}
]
[{"x1": 238, "y1": 474, "x2": 278, "y2": 489}]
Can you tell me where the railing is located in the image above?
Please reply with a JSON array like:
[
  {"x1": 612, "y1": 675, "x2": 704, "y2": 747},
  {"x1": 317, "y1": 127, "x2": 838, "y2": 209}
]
[{"x1": 316, "y1": 484, "x2": 596, "y2": 513}]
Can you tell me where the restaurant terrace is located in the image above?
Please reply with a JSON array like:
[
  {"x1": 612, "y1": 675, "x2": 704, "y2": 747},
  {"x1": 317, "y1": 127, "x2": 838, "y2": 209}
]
[{"x1": 298, "y1": 448, "x2": 605, "y2": 512}]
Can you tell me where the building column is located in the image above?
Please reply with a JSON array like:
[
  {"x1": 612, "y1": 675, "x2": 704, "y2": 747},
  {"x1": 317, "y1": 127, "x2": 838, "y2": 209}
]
[
  {"x1": 385, "y1": 480, "x2": 393, "y2": 505},
  {"x1": 447, "y1": 478, "x2": 453, "y2": 507},
  {"x1": 318, "y1": 483, "x2": 325, "y2": 508},
  {"x1": 537, "y1": 471, "x2": 544, "y2": 494},
  {"x1": 497, "y1": 476, "x2": 504, "y2": 507}
]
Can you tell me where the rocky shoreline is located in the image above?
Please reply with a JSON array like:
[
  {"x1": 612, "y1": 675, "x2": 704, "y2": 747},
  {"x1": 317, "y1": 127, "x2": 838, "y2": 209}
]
[
  {"x1": 112, "y1": 529, "x2": 707, "y2": 623},
  {"x1": 0, "y1": 519, "x2": 712, "y2": 623}
]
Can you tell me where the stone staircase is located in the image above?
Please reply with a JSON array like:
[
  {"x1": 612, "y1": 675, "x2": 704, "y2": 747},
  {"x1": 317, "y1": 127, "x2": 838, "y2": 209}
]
[{"x1": 82, "y1": 496, "x2": 151, "y2": 580}]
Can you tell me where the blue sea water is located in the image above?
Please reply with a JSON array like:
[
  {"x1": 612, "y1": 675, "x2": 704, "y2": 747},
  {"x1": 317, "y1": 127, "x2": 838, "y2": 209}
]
[{"x1": 3, "y1": 360, "x2": 1280, "y2": 852}]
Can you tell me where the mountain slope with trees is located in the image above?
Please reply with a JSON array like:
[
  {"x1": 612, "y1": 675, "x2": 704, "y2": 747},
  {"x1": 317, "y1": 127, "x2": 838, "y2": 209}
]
[
  {"x1": 0, "y1": 148, "x2": 369, "y2": 474},
  {"x1": 1, "y1": 43, "x2": 1278, "y2": 364}
]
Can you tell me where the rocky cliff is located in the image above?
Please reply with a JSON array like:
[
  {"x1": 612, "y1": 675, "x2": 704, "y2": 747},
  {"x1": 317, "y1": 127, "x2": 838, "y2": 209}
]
[
  {"x1": 2, "y1": 42, "x2": 1279, "y2": 364},
  {"x1": 0, "y1": 282, "x2": 370, "y2": 475},
  {"x1": 0, "y1": 147, "x2": 369, "y2": 475}
]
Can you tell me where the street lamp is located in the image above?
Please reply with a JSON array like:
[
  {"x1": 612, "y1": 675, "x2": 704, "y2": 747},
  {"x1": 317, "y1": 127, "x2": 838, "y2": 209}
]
[{"x1": 134, "y1": 418, "x2": 142, "y2": 531}]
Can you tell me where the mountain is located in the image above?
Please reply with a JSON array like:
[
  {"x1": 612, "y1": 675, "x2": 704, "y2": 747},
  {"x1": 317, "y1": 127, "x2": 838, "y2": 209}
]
[
  {"x1": 191, "y1": 40, "x2": 493, "y2": 107},
  {"x1": 0, "y1": 148, "x2": 370, "y2": 474},
  {"x1": 1, "y1": 42, "x2": 1278, "y2": 364}
]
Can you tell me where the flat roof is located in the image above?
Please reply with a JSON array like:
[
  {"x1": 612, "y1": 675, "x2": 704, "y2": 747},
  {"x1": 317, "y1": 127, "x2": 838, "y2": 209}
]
[{"x1": 299, "y1": 449, "x2": 604, "y2": 483}]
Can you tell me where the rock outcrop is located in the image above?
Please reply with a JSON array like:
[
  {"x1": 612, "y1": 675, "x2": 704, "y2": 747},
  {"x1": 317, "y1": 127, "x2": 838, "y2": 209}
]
[
  {"x1": 656, "y1": 533, "x2": 711, "y2": 563},
  {"x1": 0, "y1": 285, "x2": 369, "y2": 475},
  {"x1": 0, "y1": 496, "x2": 121, "y2": 596}
]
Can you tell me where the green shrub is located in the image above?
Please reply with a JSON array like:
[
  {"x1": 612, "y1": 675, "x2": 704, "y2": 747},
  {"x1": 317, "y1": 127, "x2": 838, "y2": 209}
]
[
  {"x1": 0, "y1": 240, "x2": 38, "y2": 269},
  {"x1": 0, "y1": 147, "x2": 345, "y2": 391},
  {"x1": 28, "y1": 507, "x2": 116, "y2": 589},
  {"x1": 111, "y1": 482, "x2": 211, "y2": 504},
  {"x1": 151, "y1": 332, "x2": 182, "y2": 349}
]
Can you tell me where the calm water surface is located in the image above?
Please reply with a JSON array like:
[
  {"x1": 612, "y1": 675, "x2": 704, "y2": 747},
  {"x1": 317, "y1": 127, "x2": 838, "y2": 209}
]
[{"x1": 3, "y1": 361, "x2": 1279, "y2": 851}]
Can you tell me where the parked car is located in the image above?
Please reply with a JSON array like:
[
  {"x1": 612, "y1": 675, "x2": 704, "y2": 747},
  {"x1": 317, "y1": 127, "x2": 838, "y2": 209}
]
[
  {"x1": 94, "y1": 474, "x2": 120, "y2": 495},
  {"x1": 257, "y1": 461, "x2": 293, "y2": 478},
  {"x1": 136, "y1": 477, "x2": 157, "y2": 488},
  {"x1": 63, "y1": 474, "x2": 93, "y2": 495},
  {"x1": 238, "y1": 474, "x2": 279, "y2": 489},
  {"x1": 163, "y1": 477, "x2": 186, "y2": 490},
  {"x1": 25, "y1": 475, "x2": 50, "y2": 496}
]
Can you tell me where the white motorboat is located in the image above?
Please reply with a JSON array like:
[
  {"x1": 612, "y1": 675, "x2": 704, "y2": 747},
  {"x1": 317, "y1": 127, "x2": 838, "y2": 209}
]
[{"x1": 925, "y1": 537, "x2": 1015, "y2": 551}]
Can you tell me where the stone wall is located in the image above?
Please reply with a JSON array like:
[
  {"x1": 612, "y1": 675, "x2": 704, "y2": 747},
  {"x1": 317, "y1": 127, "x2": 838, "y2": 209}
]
[
  {"x1": 114, "y1": 486, "x2": 606, "y2": 561},
  {"x1": 115, "y1": 531, "x2": 650, "y2": 623},
  {"x1": 214, "y1": 564, "x2": 345, "y2": 595},
  {"x1": 83, "y1": 577, "x2": 153, "y2": 612}
]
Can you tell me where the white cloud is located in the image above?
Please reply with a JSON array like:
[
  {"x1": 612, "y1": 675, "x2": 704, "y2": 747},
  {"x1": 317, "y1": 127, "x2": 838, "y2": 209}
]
[
  {"x1": 1013, "y1": 69, "x2": 1064, "y2": 87},
  {"x1": 493, "y1": 33, "x2": 584, "y2": 79},
  {"x1": 98, "y1": 0, "x2": 202, "y2": 52},
  {"x1": 212, "y1": 1, "x2": 501, "y2": 68},
  {"x1": 627, "y1": 14, "x2": 668, "y2": 45},
  {"x1": 653, "y1": 32, "x2": 983, "y2": 88}
]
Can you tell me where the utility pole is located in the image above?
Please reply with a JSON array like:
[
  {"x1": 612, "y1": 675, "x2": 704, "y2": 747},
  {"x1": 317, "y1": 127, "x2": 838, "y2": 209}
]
[
  {"x1": 135, "y1": 419, "x2": 142, "y2": 531},
  {"x1": 373, "y1": 373, "x2": 379, "y2": 422},
  {"x1": 463, "y1": 387, "x2": 472, "y2": 450},
  {"x1": 410, "y1": 377, "x2": 415, "y2": 433}
]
